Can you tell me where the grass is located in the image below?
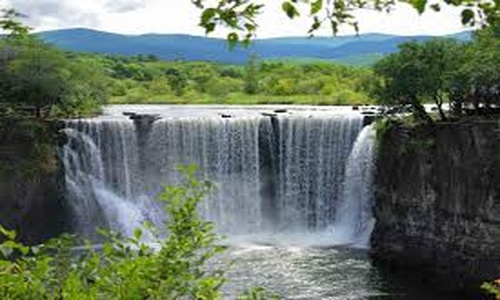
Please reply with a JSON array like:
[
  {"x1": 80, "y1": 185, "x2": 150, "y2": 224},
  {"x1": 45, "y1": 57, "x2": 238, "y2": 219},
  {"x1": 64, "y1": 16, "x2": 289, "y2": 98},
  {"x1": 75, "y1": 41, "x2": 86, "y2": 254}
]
[{"x1": 109, "y1": 92, "x2": 374, "y2": 106}]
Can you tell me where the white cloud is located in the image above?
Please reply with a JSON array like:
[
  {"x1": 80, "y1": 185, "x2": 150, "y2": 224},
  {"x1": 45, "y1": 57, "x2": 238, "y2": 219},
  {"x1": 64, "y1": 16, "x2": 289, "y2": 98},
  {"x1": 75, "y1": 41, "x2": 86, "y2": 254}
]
[
  {"x1": 2, "y1": 0, "x2": 468, "y2": 37},
  {"x1": 104, "y1": 0, "x2": 147, "y2": 13},
  {"x1": 5, "y1": 0, "x2": 102, "y2": 28}
]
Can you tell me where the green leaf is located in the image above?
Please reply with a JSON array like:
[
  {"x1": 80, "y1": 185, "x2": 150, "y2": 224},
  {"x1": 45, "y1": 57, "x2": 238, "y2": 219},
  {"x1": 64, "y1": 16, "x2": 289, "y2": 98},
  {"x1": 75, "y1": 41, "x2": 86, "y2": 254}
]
[
  {"x1": 311, "y1": 0, "x2": 323, "y2": 14},
  {"x1": 409, "y1": 0, "x2": 428, "y2": 14},
  {"x1": 282, "y1": 1, "x2": 300, "y2": 19},
  {"x1": 227, "y1": 32, "x2": 239, "y2": 50},
  {"x1": 201, "y1": 8, "x2": 216, "y2": 23},
  {"x1": 309, "y1": 16, "x2": 322, "y2": 33},
  {"x1": 0, "y1": 225, "x2": 16, "y2": 240},
  {"x1": 133, "y1": 228, "x2": 143, "y2": 240},
  {"x1": 204, "y1": 22, "x2": 216, "y2": 34}
]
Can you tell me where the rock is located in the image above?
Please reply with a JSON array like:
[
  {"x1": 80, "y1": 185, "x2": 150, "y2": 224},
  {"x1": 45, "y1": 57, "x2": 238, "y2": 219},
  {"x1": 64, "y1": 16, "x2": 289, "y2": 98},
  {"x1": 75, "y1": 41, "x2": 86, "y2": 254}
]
[
  {"x1": 220, "y1": 114, "x2": 232, "y2": 118},
  {"x1": 352, "y1": 106, "x2": 359, "y2": 111},
  {"x1": 273, "y1": 109, "x2": 288, "y2": 113},
  {"x1": 261, "y1": 112, "x2": 277, "y2": 117},
  {"x1": 372, "y1": 120, "x2": 500, "y2": 296},
  {"x1": 123, "y1": 112, "x2": 136, "y2": 117},
  {"x1": 129, "y1": 113, "x2": 160, "y2": 122},
  {"x1": 128, "y1": 114, "x2": 161, "y2": 129}
]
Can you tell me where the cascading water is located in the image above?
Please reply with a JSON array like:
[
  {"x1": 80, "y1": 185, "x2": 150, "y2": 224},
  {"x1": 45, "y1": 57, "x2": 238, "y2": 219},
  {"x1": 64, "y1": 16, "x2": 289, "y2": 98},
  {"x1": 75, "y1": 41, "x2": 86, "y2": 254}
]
[
  {"x1": 62, "y1": 120, "x2": 153, "y2": 238},
  {"x1": 144, "y1": 117, "x2": 263, "y2": 234},
  {"x1": 62, "y1": 106, "x2": 377, "y2": 246},
  {"x1": 276, "y1": 115, "x2": 363, "y2": 232},
  {"x1": 330, "y1": 124, "x2": 377, "y2": 247}
]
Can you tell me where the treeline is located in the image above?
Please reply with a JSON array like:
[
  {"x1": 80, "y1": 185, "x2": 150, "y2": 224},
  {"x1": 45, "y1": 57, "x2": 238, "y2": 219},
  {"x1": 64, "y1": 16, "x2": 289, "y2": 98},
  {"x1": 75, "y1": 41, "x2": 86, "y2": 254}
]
[
  {"x1": 372, "y1": 24, "x2": 499, "y2": 122},
  {"x1": 0, "y1": 36, "x2": 377, "y2": 118},
  {"x1": 91, "y1": 53, "x2": 376, "y2": 105}
]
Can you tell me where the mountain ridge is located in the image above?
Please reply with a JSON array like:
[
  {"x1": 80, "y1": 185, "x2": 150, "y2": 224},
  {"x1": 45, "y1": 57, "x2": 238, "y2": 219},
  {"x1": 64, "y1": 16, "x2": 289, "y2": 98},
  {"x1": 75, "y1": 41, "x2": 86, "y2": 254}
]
[{"x1": 35, "y1": 28, "x2": 472, "y2": 65}]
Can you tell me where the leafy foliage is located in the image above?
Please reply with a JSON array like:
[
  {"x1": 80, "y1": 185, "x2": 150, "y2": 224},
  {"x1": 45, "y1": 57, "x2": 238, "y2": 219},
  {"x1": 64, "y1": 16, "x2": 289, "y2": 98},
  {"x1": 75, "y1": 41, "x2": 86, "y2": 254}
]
[
  {"x1": 96, "y1": 53, "x2": 375, "y2": 105},
  {"x1": 0, "y1": 9, "x2": 30, "y2": 38},
  {"x1": 192, "y1": 0, "x2": 499, "y2": 42},
  {"x1": 373, "y1": 26, "x2": 499, "y2": 121},
  {"x1": 373, "y1": 39, "x2": 465, "y2": 121},
  {"x1": 0, "y1": 166, "x2": 275, "y2": 299},
  {"x1": 0, "y1": 37, "x2": 108, "y2": 118},
  {"x1": 481, "y1": 279, "x2": 500, "y2": 299}
]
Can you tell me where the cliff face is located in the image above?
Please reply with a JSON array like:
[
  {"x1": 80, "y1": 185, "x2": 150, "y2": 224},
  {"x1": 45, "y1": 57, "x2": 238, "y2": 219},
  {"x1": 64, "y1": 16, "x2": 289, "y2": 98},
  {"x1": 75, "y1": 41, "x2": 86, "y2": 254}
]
[
  {"x1": 0, "y1": 118, "x2": 70, "y2": 244},
  {"x1": 372, "y1": 119, "x2": 500, "y2": 294}
]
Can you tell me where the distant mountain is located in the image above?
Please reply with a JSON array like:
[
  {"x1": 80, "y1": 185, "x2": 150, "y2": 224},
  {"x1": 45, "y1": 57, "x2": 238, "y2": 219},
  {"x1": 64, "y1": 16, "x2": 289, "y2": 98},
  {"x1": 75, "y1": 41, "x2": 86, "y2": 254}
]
[{"x1": 36, "y1": 28, "x2": 472, "y2": 65}]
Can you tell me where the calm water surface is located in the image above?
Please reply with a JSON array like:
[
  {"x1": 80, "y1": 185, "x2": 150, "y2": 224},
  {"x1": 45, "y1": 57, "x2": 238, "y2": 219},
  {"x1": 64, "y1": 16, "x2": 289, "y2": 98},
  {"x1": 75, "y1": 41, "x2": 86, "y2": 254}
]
[{"x1": 220, "y1": 245, "x2": 458, "y2": 300}]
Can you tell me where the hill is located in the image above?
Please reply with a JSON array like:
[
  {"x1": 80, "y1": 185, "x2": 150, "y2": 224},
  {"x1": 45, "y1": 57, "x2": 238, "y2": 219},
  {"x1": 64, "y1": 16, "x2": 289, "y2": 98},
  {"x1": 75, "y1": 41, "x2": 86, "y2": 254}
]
[{"x1": 37, "y1": 28, "x2": 471, "y2": 65}]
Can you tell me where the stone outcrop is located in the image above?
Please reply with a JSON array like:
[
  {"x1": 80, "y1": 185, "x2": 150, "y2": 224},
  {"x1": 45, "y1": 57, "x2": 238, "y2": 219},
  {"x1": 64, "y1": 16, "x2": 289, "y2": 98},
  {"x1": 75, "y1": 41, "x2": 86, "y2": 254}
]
[{"x1": 372, "y1": 119, "x2": 500, "y2": 296}]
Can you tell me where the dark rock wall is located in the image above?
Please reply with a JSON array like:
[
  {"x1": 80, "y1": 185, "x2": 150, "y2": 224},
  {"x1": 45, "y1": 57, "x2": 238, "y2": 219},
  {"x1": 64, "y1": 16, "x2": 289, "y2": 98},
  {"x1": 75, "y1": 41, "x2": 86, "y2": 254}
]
[
  {"x1": 0, "y1": 119, "x2": 70, "y2": 244},
  {"x1": 372, "y1": 119, "x2": 500, "y2": 294}
]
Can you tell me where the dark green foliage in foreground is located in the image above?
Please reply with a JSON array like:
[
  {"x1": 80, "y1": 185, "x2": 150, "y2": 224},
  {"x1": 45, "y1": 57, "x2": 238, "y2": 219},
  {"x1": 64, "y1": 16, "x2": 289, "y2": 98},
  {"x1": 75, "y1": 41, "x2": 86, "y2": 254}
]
[
  {"x1": 0, "y1": 166, "x2": 279, "y2": 299},
  {"x1": 481, "y1": 279, "x2": 500, "y2": 299}
]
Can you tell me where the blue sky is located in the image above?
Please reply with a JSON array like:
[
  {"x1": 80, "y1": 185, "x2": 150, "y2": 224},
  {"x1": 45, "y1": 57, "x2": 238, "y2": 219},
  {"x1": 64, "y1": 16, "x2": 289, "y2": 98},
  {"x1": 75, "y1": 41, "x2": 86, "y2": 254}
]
[{"x1": 1, "y1": 0, "x2": 470, "y2": 37}]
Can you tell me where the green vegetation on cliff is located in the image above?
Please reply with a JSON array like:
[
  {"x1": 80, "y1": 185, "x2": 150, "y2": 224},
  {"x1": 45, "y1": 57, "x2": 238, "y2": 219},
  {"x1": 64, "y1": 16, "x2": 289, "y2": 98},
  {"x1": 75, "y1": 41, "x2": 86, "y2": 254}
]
[{"x1": 372, "y1": 24, "x2": 499, "y2": 122}]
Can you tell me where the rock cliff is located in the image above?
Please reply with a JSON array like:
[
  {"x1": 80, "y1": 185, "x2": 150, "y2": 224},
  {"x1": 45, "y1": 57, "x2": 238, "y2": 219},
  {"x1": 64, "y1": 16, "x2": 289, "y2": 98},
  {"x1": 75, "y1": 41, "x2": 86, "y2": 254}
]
[{"x1": 372, "y1": 119, "x2": 500, "y2": 295}]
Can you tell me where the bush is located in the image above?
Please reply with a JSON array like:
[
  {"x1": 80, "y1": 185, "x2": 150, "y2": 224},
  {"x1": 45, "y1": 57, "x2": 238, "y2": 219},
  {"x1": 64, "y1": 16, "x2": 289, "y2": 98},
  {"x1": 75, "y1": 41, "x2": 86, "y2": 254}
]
[
  {"x1": 481, "y1": 280, "x2": 500, "y2": 299},
  {"x1": 0, "y1": 166, "x2": 276, "y2": 299}
]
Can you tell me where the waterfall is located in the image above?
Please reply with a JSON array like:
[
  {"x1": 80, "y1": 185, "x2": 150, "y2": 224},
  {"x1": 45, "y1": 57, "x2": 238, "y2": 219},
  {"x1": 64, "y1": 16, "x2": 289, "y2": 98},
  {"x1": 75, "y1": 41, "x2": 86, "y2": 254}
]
[
  {"x1": 62, "y1": 107, "x2": 377, "y2": 246},
  {"x1": 144, "y1": 117, "x2": 263, "y2": 235},
  {"x1": 62, "y1": 120, "x2": 153, "y2": 237},
  {"x1": 276, "y1": 115, "x2": 363, "y2": 232},
  {"x1": 329, "y1": 124, "x2": 377, "y2": 247}
]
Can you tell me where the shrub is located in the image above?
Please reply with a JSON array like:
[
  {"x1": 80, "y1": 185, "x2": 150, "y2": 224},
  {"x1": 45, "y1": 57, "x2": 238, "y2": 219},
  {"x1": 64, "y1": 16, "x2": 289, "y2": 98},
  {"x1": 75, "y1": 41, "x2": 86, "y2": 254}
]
[{"x1": 0, "y1": 166, "x2": 275, "y2": 299}]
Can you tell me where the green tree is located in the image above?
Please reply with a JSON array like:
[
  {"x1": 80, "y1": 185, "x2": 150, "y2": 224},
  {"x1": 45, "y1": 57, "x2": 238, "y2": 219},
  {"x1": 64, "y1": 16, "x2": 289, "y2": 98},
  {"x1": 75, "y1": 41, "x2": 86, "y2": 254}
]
[
  {"x1": 373, "y1": 39, "x2": 465, "y2": 122},
  {"x1": 5, "y1": 39, "x2": 71, "y2": 117},
  {"x1": 412, "y1": 39, "x2": 465, "y2": 120},
  {"x1": 187, "y1": 63, "x2": 218, "y2": 93},
  {"x1": 0, "y1": 36, "x2": 108, "y2": 117},
  {"x1": 244, "y1": 53, "x2": 259, "y2": 94},
  {"x1": 453, "y1": 24, "x2": 500, "y2": 114},
  {"x1": 165, "y1": 67, "x2": 188, "y2": 96}
]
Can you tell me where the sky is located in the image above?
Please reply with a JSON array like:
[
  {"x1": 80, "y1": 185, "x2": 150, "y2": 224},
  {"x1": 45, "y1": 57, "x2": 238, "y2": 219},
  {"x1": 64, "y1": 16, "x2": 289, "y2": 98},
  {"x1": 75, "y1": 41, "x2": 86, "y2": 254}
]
[{"x1": 0, "y1": 0, "x2": 470, "y2": 38}]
